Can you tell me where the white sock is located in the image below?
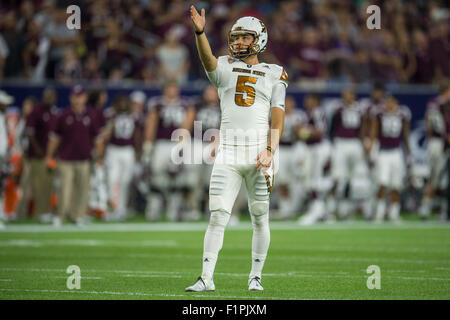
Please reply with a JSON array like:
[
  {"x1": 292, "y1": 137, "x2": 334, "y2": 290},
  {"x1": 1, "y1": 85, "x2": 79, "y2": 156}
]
[
  {"x1": 250, "y1": 213, "x2": 270, "y2": 280},
  {"x1": 145, "y1": 192, "x2": 163, "y2": 220},
  {"x1": 375, "y1": 199, "x2": 386, "y2": 221},
  {"x1": 290, "y1": 183, "x2": 304, "y2": 213},
  {"x1": 388, "y1": 202, "x2": 400, "y2": 221},
  {"x1": 201, "y1": 210, "x2": 230, "y2": 280},
  {"x1": 166, "y1": 192, "x2": 182, "y2": 221},
  {"x1": 310, "y1": 199, "x2": 325, "y2": 218},
  {"x1": 326, "y1": 196, "x2": 336, "y2": 218},
  {"x1": 420, "y1": 198, "x2": 432, "y2": 218},
  {"x1": 363, "y1": 196, "x2": 374, "y2": 220},
  {"x1": 279, "y1": 197, "x2": 293, "y2": 216},
  {"x1": 338, "y1": 200, "x2": 350, "y2": 219}
]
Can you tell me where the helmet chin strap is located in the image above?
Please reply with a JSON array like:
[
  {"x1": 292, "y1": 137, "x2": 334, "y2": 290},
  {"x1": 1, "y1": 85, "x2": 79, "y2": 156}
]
[{"x1": 232, "y1": 45, "x2": 257, "y2": 60}]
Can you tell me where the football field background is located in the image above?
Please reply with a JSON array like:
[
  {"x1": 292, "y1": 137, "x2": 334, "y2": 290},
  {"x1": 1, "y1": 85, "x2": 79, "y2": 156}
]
[{"x1": 0, "y1": 218, "x2": 449, "y2": 300}]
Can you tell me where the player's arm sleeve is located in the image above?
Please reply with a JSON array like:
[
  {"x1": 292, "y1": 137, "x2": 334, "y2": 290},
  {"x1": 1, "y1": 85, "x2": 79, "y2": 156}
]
[
  {"x1": 271, "y1": 67, "x2": 288, "y2": 110},
  {"x1": 206, "y1": 56, "x2": 226, "y2": 88},
  {"x1": 270, "y1": 82, "x2": 287, "y2": 111}
]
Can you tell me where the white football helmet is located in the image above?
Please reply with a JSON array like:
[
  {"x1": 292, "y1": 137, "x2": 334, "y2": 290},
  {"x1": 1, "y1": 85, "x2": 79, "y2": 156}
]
[{"x1": 228, "y1": 16, "x2": 268, "y2": 59}]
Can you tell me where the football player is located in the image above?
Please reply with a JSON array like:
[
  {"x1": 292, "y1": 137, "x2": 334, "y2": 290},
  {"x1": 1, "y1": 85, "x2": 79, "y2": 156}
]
[
  {"x1": 419, "y1": 82, "x2": 450, "y2": 219},
  {"x1": 0, "y1": 90, "x2": 13, "y2": 228},
  {"x1": 367, "y1": 95, "x2": 411, "y2": 222},
  {"x1": 327, "y1": 89, "x2": 367, "y2": 220},
  {"x1": 444, "y1": 101, "x2": 450, "y2": 220},
  {"x1": 359, "y1": 82, "x2": 386, "y2": 139},
  {"x1": 296, "y1": 93, "x2": 329, "y2": 225},
  {"x1": 96, "y1": 95, "x2": 141, "y2": 221},
  {"x1": 130, "y1": 90, "x2": 147, "y2": 117},
  {"x1": 185, "y1": 7, "x2": 287, "y2": 292},
  {"x1": 359, "y1": 83, "x2": 387, "y2": 220},
  {"x1": 142, "y1": 81, "x2": 195, "y2": 221},
  {"x1": 275, "y1": 95, "x2": 306, "y2": 219}
]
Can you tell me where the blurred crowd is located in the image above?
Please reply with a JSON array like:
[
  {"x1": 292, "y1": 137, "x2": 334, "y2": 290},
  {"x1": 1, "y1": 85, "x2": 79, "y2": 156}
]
[{"x1": 0, "y1": 0, "x2": 449, "y2": 86}]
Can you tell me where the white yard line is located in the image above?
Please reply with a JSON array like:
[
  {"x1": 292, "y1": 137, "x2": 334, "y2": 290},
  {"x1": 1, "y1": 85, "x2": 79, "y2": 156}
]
[
  {"x1": 49, "y1": 276, "x2": 103, "y2": 279},
  {"x1": 1, "y1": 267, "x2": 448, "y2": 281},
  {"x1": 122, "y1": 274, "x2": 183, "y2": 278},
  {"x1": 0, "y1": 221, "x2": 449, "y2": 233},
  {"x1": 129, "y1": 253, "x2": 450, "y2": 265},
  {"x1": 0, "y1": 235, "x2": 447, "y2": 256},
  {"x1": 0, "y1": 288, "x2": 293, "y2": 300},
  {"x1": 0, "y1": 239, "x2": 177, "y2": 247}
]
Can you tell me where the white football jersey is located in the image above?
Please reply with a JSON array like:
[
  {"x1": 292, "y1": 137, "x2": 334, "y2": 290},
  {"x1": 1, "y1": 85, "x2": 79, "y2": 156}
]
[{"x1": 206, "y1": 55, "x2": 288, "y2": 146}]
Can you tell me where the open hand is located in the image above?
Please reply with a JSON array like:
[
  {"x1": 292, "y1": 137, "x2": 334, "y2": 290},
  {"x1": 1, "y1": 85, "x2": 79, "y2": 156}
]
[
  {"x1": 255, "y1": 149, "x2": 272, "y2": 172},
  {"x1": 190, "y1": 5, "x2": 205, "y2": 32}
]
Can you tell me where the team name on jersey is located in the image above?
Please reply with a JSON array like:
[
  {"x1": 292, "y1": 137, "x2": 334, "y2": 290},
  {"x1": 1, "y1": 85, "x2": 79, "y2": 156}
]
[{"x1": 232, "y1": 67, "x2": 266, "y2": 77}]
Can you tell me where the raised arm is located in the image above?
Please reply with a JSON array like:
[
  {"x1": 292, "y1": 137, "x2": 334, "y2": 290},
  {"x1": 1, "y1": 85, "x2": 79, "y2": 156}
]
[{"x1": 190, "y1": 5, "x2": 218, "y2": 72}]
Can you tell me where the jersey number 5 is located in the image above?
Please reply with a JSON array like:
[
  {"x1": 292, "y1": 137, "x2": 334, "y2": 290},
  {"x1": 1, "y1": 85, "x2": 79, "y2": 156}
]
[{"x1": 235, "y1": 75, "x2": 257, "y2": 107}]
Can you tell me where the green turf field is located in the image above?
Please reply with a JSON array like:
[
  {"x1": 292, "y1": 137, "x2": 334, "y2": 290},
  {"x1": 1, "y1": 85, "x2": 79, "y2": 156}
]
[{"x1": 0, "y1": 220, "x2": 449, "y2": 300}]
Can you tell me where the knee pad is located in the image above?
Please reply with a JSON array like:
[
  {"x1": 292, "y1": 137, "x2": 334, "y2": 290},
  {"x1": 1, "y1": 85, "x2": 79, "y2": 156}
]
[
  {"x1": 249, "y1": 200, "x2": 269, "y2": 217},
  {"x1": 208, "y1": 210, "x2": 231, "y2": 230},
  {"x1": 209, "y1": 169, "x2": 228, "y2": 213},
  {"x1": 210, "y1": 195, "x2": 234, "y2": 213},
  {"x1": 251, "y1": 212, "x2": 269, "y2": 231}
]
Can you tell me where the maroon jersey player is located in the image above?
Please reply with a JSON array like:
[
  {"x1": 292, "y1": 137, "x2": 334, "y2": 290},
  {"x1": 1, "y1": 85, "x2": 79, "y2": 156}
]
[
  {"x1": 420, "y1": 82, "x2": 450, "y2": 219},
  {"x1": 142, "y1": 81, "x2": 195, "y2": 221},
  {"x1": 327, "y1": 89, "x2": 367, "y2": 220},
  {"x1": 368, "y1": 95, "x2": 411, "y2": 222},
  {"x1": 96, "y1": 95, "x2": 141, "y2": 221},
  {"x1": 277, "y1": 95, "x2": 306, "y2": 219},
  {"x1": 297, "y1": 93, "x2": 329, "y2": 225},
  {"x1": 444, "y1": 101, "x2": 450, "y2": 220}
]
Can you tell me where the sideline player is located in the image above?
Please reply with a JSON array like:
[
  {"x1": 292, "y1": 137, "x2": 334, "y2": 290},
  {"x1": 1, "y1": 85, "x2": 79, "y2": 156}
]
[
  {"x1": 96, "y1": 95, "x2": 141, "y2": 221},
  {"x1": 275, "y1": 95, "x2": 306, "y2": 219},
  {"x1": 185, "y1": 6, "x2": 287, "y2": 292},
  {"x1": 296, "y1": 93, "x2": 329, "y2": 225},
  {"x1": 327, "y1": 89, "x2": 367, "y2": 220},
  {"x1": 142, "y1": 81, "x2": 195, "y2": 221},
  {"x1": 188, "y1": 85, "x2": 221, "y2": 220},
  {"x1": 367, "y1": 95, "x2": 411, "y2": 223},
  {"x1": 419, "y1": 82, "x2": 450, "y2": 219},
  {"x1": 359, "y1": 83, "x2": 386, "y2": 219}
]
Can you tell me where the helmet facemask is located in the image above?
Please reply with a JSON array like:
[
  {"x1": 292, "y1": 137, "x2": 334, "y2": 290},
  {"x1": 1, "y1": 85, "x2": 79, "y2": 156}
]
[{"x1": 228, "y1": 30, "x2": 260, "y2": 60}]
